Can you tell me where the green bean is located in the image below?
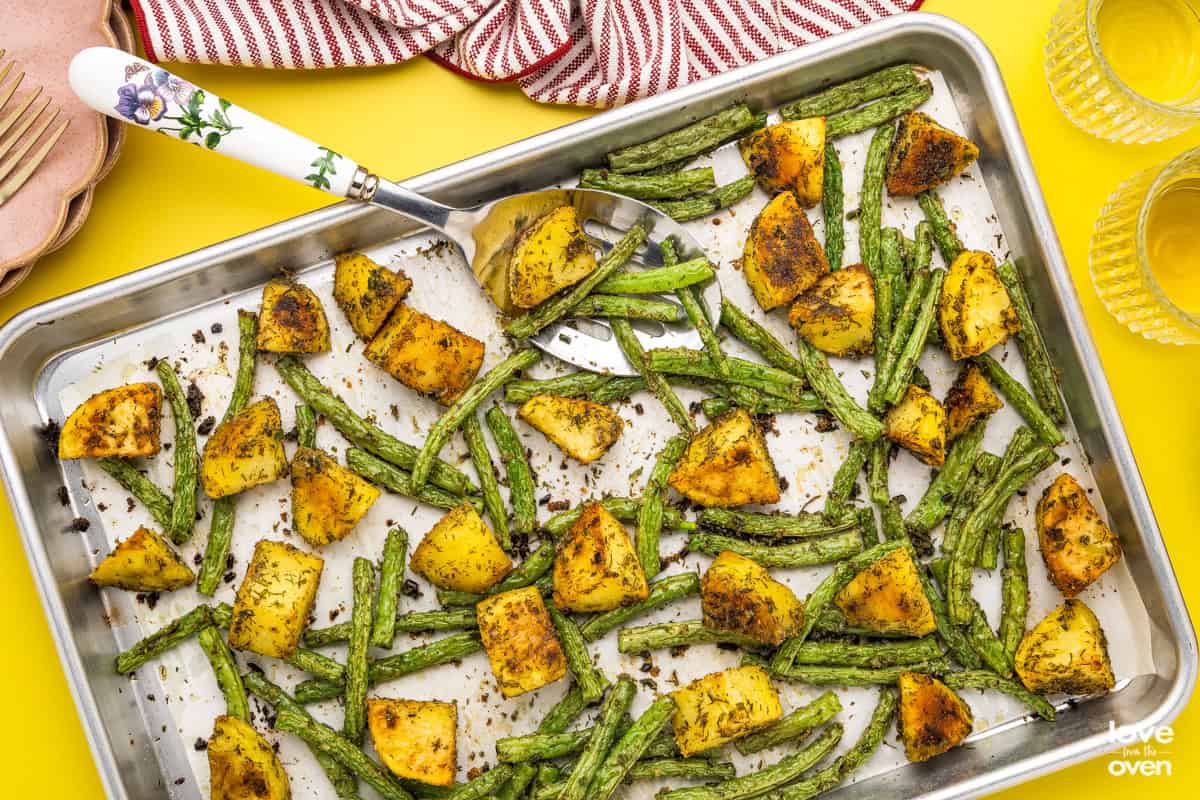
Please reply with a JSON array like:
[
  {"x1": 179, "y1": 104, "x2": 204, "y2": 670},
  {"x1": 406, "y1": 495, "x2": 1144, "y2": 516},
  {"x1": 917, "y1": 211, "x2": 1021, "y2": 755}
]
[
  {"x1": 98, "y1": 458, "x2": 172, "y2": 530},
  {"x1": 411, "y1": 349, "x2": 541, "y2": 490},
  {"x1": 591, "y1": 376, "x2": 651, "y2": 404},
  {"x1": 700, "y1": 397, "x2": 733, "y2": 418},
  {"x1": 495, "y1": 685, "x2": 589, "y2": 800},
  {"x1": 580, "y1": 572, "x2": 701, "y2": 642},
  {"x1": 618, "y1": 620, "x2": 765, "y2": 653},
  {"x1": 461, "y1": 413, "x2": 509, "y2": 551},
  {"x1": 699, "y1": 508, "x2": 857, "y2": 539},
  {"x1": 997, "y1": 261, "x2": 1066, "y2": 423},
  {"x1": 558, "y1": 680, "x2": 636, "y2": 800},
  {"x1": 295, "y1": 402, "x2": 317, "y2": 448},
  {"x1": 607, "y1": 105, "x2": 758, "y2": 173},
  {"x1": 867, "y1": 439, "x2": 891, "y2": 505},
  {"x1": 507, "y1": 225, "x2": 647, "y2": 338},
  {"x1": 770, "y1": 561, "x2": 857, "y2": 674},
  {"x1": 775, "y1": 659, "x2": 950, "y2": 686},
  {"x1": 485, "y1": 404, "x2": 538, "y2": 537},
  {"x1": 627, "y1": 759, "x2": 733, "y2": 782},
  {"x1": 638, "y1": 436, "x2": 690, "y2": 578},
  {"x1": 688, "y1": 530, "x2": 863, "y2": 568},
  {"x1": 114, "y1": 605, "x2": 212, "y2": 674},
  {"x1": 275, "y1": 356, "x2": 474, "y2": 495},
  {"x1": 882, "y1": 269, "x2": 947, "y2": 405},
  {"x1": 346, "y1": 449, "x2": 479, "y2": 512},
  {"x1": 913, "y1": 220, "x2": 934, "y2": 269},
  {"x1": 859, "y1": 124, "x2": 894, "y2": 279},
  {"x1": 824, "y1": 439, "x2": 869, "y2": 522},
  {"x1": 875, "y1": 269, "x2": 931, "y2": 404},
  {"x1": 735, "y1": 691, "x2": 842, "y2": 755},
  {"x1": 702, "y1": 390, "x2": 820, "y2": 417},
  {"x1": 505, "y1": 372, "x2": 616, "y2": 404},
  {"x1": 646, "y1": 347, "x2": 807, "y2": 401},
  {"x1": 781, "y1": 64, "x2": 924, "y2": 120},
  {"x1": 588, "y1": 695, "x2": 677, "y2": 800},
  {"x1": 978, "y1": 525, "x2": 1003, "y2": 569},
  {"x1": 343, "y1": 558, "x2": 375, "y2": 744},
  {"x1": 446, "y1": 572, "x2": 552, "y2": 613},
  {"x1": 792, "y1": 636, "x2": 943, "y2": 668},
  {"x1": 155, "y1": 360, "x2": 197, "y2": 544},
  {"x1": 611, "y1": 319, "x2": 694, "y2": 433},
  {"x1": 595, "y1": 259, "x2": 714, "y2": 295},
  {"x1": 942, "y1": 451, "x2": 1001, "y2": 555},
  {"x1": 548, "y1": 606, "x2": 608, "y2": 704},
  {"x1": 905, "y1": 419, "x2": 985, "y2": 534},
  {"x1": 570, "y1": 295, "x2": 685, "y2": 323},
  {"x1": 718, "y1": 300, "x2": 806, "y2": 378},
  {"x1": 912, "y1": 561, "x2": 981, "y2": 670},
  {"x1": 916, "y1": 190, "x2": 963, "y2": 264},
  {"x1": 932, "y1": 556, "x2": 1012, "y2": 675},
  {"x1": 307, "y1": 607, "x2": 476, "y2": 648},
  {"x1": 543, "y1": 497, "x2": 693, "y2": 538},
  {"x1": 497, "y1": 727, "x2": 609, "y2": 764},
  {"x1": 196, "y1": 626, "x2": 249, "y2": 721},
  {"x1": 212, "y1": 603, "x2": 347, "y2": 682},
  {"x1": 973, "y1": 354, "x2": 1065, "y2": 446},
  {"x1": 822, "y1": 143, "x2": 845, "y2": 269},
  {"x1": 794, "y1": 338, "x2": 885, "y2": 441},
  {"x1": 868, "y1": 229, "x2": 904, "y2": 411},
  {"x1": 445, "y1": 767, "x2": 514, "y2": 800},
  {"x1": 654, "y1": 176, "x2": 757, "y2": 222},
  {"x1": 1000, "y1": 527, "x2": 1029, "y2": 664},
  {"x1": 371, "y1": 528, "x2": 408, "y2": 649},
  {"x1": 942, "y1": 670, "x2": 1055, "y2": 721},
  {"x1": 826, "y1": 83, "x2": 932, "y2": 138},
  {"x1": 810, "y1": 606, "x2": 911, "y2": 639},
  {"x1": 580, "y1": 167, "x2": 717, "y2": 200},
  {"x1": 275, "y1": 707, "x2": 413, "y2": 800},
  {"x1": 436, "y1": 540, "x2": 556, "y2": 607},
  {"x1": 662, "y1": 238, "x2": 730, "y2": 380}
]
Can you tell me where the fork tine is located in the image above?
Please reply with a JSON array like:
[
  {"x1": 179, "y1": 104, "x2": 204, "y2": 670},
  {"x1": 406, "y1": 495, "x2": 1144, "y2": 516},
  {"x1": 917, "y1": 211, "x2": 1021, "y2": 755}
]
[
  {"x1": 0, "y1": 102, "x2": 59, "y2": 175},
  {"x1": 0, "y1": 61, "x2": 15, "y2": 99},
  {"x1": 0, "y1": 115, "x2": 68, "y2": 206},
  {"x1": 0, "y1": 84, "x2": 38, "y2": 143}
]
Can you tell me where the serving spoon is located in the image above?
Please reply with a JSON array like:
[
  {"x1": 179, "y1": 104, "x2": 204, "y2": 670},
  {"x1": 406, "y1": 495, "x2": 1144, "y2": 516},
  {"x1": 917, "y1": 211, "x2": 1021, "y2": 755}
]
[{"x1": 69, "y1": 47, "x2": 721, "y2": 376}]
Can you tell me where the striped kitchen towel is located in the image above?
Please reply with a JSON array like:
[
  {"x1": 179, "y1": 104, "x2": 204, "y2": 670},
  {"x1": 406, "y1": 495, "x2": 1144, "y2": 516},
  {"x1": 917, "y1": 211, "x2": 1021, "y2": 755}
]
[{"x1": 129, "y1": 0, "x2": 924, "y2": 107}]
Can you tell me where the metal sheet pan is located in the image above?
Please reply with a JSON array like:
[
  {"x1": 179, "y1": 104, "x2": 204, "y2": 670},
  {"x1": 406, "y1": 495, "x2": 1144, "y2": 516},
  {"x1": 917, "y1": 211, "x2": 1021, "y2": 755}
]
[{"x1": 0, "y1": 12, "x2": 1193, "y2": 800}]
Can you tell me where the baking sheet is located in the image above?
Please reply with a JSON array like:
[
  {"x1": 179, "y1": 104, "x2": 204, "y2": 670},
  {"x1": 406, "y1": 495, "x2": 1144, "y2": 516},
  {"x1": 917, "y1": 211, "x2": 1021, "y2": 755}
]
[{"x1": 57, "y1": 70, "x2": 1154, "y2": 798}]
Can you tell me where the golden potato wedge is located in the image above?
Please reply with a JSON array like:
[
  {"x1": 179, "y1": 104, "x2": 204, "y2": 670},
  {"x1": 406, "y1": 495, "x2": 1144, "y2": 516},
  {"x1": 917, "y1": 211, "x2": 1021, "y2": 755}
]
[
  {"x1": 368, "y1": 699, "x2": 457, "y2": 787},
  {"x1": 477, "y1": 586, "x2": 567, "y2": 698},
  {"x1": 741, "y1": 191, "x2": 830, "y2": 311},
  {"x1": 201, "y1": 398, "x2": 288, "y2": 499},
  {"x1": 671, "y1": 666, "x2": 782, "y2": 757},
  {"x1": 89, "y1": 527, "x2": 194, "y2": 592},
  {"x1": 517, "y1": 394, "x2": 623, "y2": 464},
  {"x1": 835, "y1": 547, "x2": 937, "y2": 637},
  {"x1": 209, "y1": 715, "x2": 290, "y2": 800},
  {"x1": 411, "y1": 502, "x2": 512, "y2": 593},
  {"x1": 668, "y1": 409, "x2": 781, "y2": 508},
  {"x1": 701, "y1": 551, "x2": 804, "y2": 646},
  {"x1": 738, "y1": 119, "x2": 826, "y2": 207},
  {"x1": 364, "y1": 304, "x2": 485, "y2": 405},
  {"x1": 884, "y1": 384, "x2": 947, "y2": 467},
  {"x1": 886, "y1": 112, "x2": 980, "y2": 196},
  {"x1": 333, "y1": 251, "x2": 412, "y2": 340},
  {"x1": 788, "y1": 263, "x2": 876, "y2": 358},
  {"x1": 257, "y1": 278, "x2": 331, "y2": 354},
  {"x1": 1015, "y1": 599, "x2": 1115, "y2": 695},
  {"x1": 509, "y1": 206, "x2": 598, "y2": 309},
  {"x1": 943, "y1": 363, "x2": 1002, "y2": 441},
  {"x1": 553, "y1": 502, "x2": 649, "y2": 613},
  {"x1": 898, "y1": 672, "x2": 973, "y2": 762},
  {"x1": 291, "y1": 447, "x2": 381, "y2": 547},
  {"x1": 229, "y1": 540, "x2": 323, "y2": 659},
  {"x1": 1036, "y1": 474, "x2": 1121, "y2": 597},
  {"x1": 938, "y1": 250, "x2": 1021, "y2": 361},
  {"x1": 58, "y1": 383, "x2": 162, "y2": 460}
]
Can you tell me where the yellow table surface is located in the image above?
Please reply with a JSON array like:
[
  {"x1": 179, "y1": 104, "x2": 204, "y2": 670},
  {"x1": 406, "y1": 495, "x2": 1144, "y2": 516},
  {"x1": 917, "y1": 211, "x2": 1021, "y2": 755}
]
[{"x1": 2, "y1": 0, "x2": 1196, "y2": 795}]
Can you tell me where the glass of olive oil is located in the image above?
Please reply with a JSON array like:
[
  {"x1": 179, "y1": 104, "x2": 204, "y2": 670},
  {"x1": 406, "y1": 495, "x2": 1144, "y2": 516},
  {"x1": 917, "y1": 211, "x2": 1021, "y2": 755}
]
[
  {"x1": 1046, "y1": 0, "x2": 1200, "y2": 143},
  {"x1": 1091, "y1": 147, "x2": 1200, "y2": 344}
]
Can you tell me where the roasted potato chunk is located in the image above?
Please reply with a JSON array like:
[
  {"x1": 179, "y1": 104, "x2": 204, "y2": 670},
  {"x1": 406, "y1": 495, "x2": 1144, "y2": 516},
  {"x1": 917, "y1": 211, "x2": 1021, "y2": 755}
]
[
  {"x1": 58, "y1": 383, "x2": 162, "y2": 459},
  {"x1": 509, "y1": 206, "x2": 598, "y2": 309},
  {"x1": 1037, "y1": 474, "x2": 1121, "y2": 597},
  {"x1": 738, "y1": 119, "x2": 826, "y2": 207},
  {"x1": 944, "y1": 363, "x2": 1002, "y2": 441},
  {"x1": 333, "y1": 251, "x2": 412, "y2": 340},
  {"x1": 938, "y1": 250, "x2": 1021, "y2": 360},
  {"x1": 368, "y1": 699, "x2": 457, "y2": 787},
  {"x1": 898, "y1": 672, "x2": 973, "y2": 762},
  {"x1": 291, "y1": 447, "x2": 381, "y2": 547},
  {"x1": 668, "y1": 409, "x2": 781, "y2": 508},
  {"x1": 518, "y1": 394, "x2": 623, "y2": 464},
  {"x1": 886, "y1": 112, "x2": 980, "y2": 196},
  {"x1": 209, "y1": 715, "x2": 290, "y2": 800},
  {"x1": 701, "y1": 551, "x2": 804, "y2": 646},
  {"x1": 788, "y1": 263, "x2": 876, "y2": 357},
  {"x1": 671, "y1": 666, "x2": 782, "y2": 757},
  {"x1": 201, "y1": 398, "x2": 288, "y2": 499},
  {"x1": 741, "y1": 191, "x2": 829, "y2": 311},
  {"x1": 89, "y1": 527, "x2": 194, "y2": 592},
  {"x1": 364, "y1": 304, "x2": 485, "y2": 405},
  {"x1": 553, "y1": 502, "x2": 649, "y2": 613},
  {"x1": 411, "y1": 502, "x2": 512, "y2": 593},
  {"x1": 477, "y1": 586, "x2": 567, "y2": 698},
  {"x1": 884, "y1": 385, "x2": 947, "y2": 467},
  {"x1": 1015, "y1": 600, "x2": 1115, "y2": 695},
  {"x1": 229, "y1": 540, "x2": 323, "y2": 659},
  {"x1": 835, "y1": 547, "x2": 937, "y2": 637},
  {"x1": 257, "y1": 278, "x2": 331, "y2": 353}
]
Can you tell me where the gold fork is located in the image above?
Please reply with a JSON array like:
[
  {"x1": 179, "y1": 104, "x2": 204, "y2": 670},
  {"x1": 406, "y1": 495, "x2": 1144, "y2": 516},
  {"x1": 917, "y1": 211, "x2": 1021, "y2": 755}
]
[{"x1": 0, "y1": 49, "x2": 71, "y2": 206}]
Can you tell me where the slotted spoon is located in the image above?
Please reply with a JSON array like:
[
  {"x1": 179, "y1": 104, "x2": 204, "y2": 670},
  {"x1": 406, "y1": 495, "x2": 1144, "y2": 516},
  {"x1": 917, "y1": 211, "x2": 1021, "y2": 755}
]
[{"x1": 69, "y1": 47, "x2": 720, "y2": 375}]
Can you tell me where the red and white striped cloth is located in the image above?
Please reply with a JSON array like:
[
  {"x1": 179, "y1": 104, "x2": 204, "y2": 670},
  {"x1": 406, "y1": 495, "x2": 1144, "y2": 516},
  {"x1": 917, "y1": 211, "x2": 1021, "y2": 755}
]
[{"x1": 129, "y1": 0, "x2": 923, "y2": 107}]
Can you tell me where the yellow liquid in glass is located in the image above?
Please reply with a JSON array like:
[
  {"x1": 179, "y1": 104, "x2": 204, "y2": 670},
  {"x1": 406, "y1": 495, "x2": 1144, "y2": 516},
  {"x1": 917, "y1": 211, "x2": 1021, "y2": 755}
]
[
  {"x1": 1096, "y1": 0, "x2": 1200, "y2": 105},
  {"x1": 1145, "y1": 177, "x2": 1200, "y2": 313}
]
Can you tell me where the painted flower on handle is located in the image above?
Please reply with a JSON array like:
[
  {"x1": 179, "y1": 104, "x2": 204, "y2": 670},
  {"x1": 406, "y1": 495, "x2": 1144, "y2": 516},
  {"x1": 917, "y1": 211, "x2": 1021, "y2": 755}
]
[
  {"x1": 115, "y1": 72, "x2": 167, "y2": 125},
  {"x1": 115, "y1": 63, "x2": 238, "y2": 149}
]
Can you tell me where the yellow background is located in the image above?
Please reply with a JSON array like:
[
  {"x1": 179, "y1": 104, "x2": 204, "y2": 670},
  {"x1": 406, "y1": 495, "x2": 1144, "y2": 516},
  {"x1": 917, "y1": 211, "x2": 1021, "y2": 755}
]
[{"x1": 1, "y1": 0, "x2": 1196, "y2": 795}]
